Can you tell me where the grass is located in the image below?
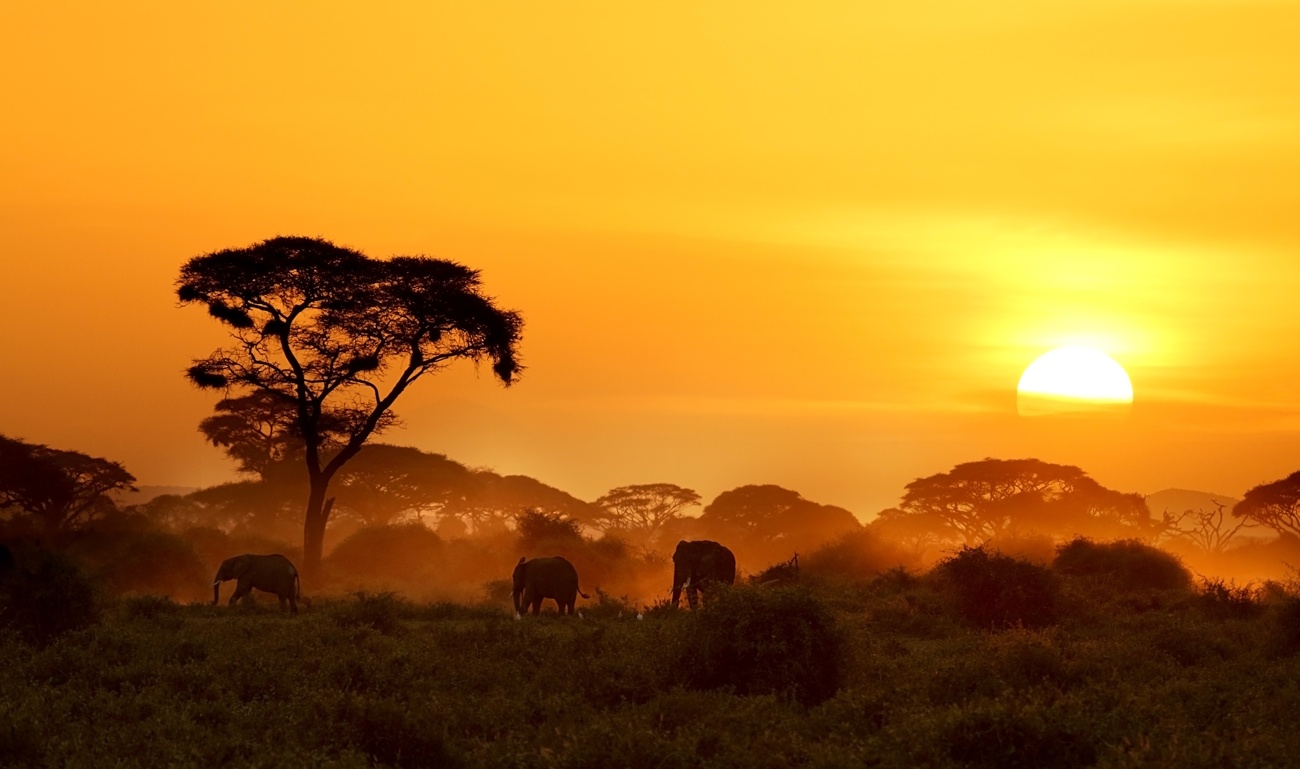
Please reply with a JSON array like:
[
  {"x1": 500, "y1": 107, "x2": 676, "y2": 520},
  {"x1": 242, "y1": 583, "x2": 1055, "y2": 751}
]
[{"x1": 4, "y1": 579, "x2": 1300, "y2": 768}]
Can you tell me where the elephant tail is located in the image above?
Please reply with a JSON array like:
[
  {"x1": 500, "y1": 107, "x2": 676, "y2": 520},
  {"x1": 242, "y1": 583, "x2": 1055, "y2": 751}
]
[{"x1": 578, "y1": 587, "x2": 590, "y2": 600}]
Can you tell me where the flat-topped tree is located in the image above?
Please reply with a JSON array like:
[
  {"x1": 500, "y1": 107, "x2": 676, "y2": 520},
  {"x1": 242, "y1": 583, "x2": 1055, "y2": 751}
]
[{"x1": 177, "y1": 236, "x2": 523, "y2": 580}]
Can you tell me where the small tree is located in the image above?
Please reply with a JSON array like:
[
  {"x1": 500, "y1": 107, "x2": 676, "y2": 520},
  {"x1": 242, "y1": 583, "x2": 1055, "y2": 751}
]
[
  {"x1": 1235, "y1": 472, "x2": 1300, "y2": 539},
  {"x1": 1162, "y1": 499, "x2": 1257, "y2": 554},
  {"x1": 0, "y1": 435, "x2": 136, "y2": 535},
  {"x1": 591, "y1": 483, "x2": 701, "y2": 546},
  {"x1": 177, "y1": 236, "x2": 522, "y2": 580}
]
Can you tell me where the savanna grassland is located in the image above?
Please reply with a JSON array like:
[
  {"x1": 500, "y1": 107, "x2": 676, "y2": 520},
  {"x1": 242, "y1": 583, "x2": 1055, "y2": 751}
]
[{"x1": 5, "y1": 542, "x2": 1300, "y2": 769}]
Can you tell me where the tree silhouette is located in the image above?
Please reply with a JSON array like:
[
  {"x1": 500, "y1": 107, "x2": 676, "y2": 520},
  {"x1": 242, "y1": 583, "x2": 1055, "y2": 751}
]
[
  {"x1": 1234, "y1": 471, "x2": 1300, "y2": 539},
  {"x1": 897, "y1": 458, "x2": 1151, "y2": 544},
  {"x1": 698, "y1": 484, "x2": 860, "y2": 563},
  {"x1": 1161, "y1": 499, "x2": 1257, "y2": 554},
  {"x1": 177, "y1": 236, "x2": 522, "y2": 579},
  {"x1": 592, "y1": 483, "x2": 701, "y2": 546},
  {"x1": 0, "y1": 435, "x2": 136, "y2": 535},
  {"x1": 329, "y1": 444, "x2": 473, "y2": 527},
  {"x1": 444, "y1": 471, "x2": 599, "y2": 534},
  {"x1": 198, "y1": 391, "x2": 363, "y2": 479}
]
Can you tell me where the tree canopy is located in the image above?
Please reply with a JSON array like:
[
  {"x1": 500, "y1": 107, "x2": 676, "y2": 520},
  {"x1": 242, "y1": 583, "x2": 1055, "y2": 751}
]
[
  {"x1": 896, "y1": 458, "x2": 1152, "y2": 545},
  {"x1": 1234, "y1": 471, "x2": 1300, "y2": 538},
  {"x1": 178, "y1": 236, "x2": 523, "y2": 578},
  {"x1": 592, "y1": 483, "x2": 701, "y2": 546},
  {"x1": 0, "y1": 434, "x2": 136, "y2": 535},
  {"x1": 697, "y1": 484, "x2": 861, "y2": 564}
]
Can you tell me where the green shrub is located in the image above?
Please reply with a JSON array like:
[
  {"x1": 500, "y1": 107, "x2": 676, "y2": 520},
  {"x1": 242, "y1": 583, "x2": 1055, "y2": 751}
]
[
  {"x1": 332, "y1": 591, "x2": 410, "y2": 635},
  {"x1": 0, "y1": 547, "x2": 102, "y2": 644},
  {"x1": 1052, "y1": 537, "x2": 1191, "y2": 594},
  {"x1": 1269, "y1": 594, "x2": 1300, "y2": 656},
  {"x1": 944, "y1": 702, "x2": 1097, "y2": 769},
  {"x1": 1194, "y1": 577, "x2": 1263, "y2": 621},
  {"x1": 116, "y1": 594, "x2": 183, "y2": 622},
  {"x1": 932, "y1": 545, "x2": 1061, "y2": 630},
  {"x1": 676, "y1": 585, "x2": 842, "y2": 705}
]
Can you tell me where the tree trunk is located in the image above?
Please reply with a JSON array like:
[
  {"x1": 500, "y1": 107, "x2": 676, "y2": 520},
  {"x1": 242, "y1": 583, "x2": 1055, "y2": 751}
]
[{"x1": 302, "y1": 481, "x2": 334, "y2": 585}]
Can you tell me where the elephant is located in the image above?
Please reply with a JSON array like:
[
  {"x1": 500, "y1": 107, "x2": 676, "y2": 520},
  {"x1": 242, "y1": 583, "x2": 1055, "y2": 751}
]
[
  {"x1": 512, "y1": 556, "x2": 589, "y2": 616},
  {"x1": 212, "y1": 554, "x2": 300, "y2": 614},
  {"x1": 671, "y1": 540, "x2": 736, "y2": 609}
]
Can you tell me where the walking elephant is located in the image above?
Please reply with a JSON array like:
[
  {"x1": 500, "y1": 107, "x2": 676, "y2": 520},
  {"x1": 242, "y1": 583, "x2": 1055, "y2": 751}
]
[
  {"x1": 213, "y1": 554, "x2": 300, "y2": 614},
  {"x1": 512, "y1": 556, "x2": 589, "y2": 617},
  {"x1": 671, "y1": 540, "x2": 736, "y2": 609}
]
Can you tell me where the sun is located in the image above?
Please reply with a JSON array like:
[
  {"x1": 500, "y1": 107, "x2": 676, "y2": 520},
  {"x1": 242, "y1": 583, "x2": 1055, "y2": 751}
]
[{"x1": 1016, "y1": 345, "x2": 1133, "y2": 417}]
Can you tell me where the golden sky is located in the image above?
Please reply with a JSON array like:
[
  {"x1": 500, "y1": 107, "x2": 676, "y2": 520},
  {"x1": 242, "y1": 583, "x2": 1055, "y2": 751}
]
[{"x1": 3, "y1": 2, "x2": 1299, "y2": 516}]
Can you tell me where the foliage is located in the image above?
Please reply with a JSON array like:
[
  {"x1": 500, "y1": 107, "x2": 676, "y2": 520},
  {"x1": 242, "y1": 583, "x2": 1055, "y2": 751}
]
[
  {"x1": 698, "y1": 484, "x2": 861, "y2": 565},
  {"x1": 932, "y1": 545, "x2": 1061, "y2": 629},
  {"x1": 447, "y1": 472, "x2": 600, "y2": 533},
  {"x1": 676, "y1": 585, "x2": 842, "y2": 705},
  {"x1": 65, "y1": 520, "x2": 208, "y2": 602},
  {"x1": 897, "y1": 458, "x2": 1152, "y2": 546},
  {"x1": 325, "y1": 523, "x2": 444, "y2": 584},
  {"x1": 1052, "y1": 537, "x2": 1191, "y2": 594},
  {"x1": 329, "y1": 444, "x2": 474, "y2": 527},
  {"x1": 1234, "y1": 470, "x2": 1300, "y2": 538},
  {"x1": 7, "y1": 569, "x2": 1300, "y2": 766},
  {"x1": 592, "y1": 483, "x2": 701, "y2": 547},
  {"x1": 0, "y1": 546, "x2": 102, "y2": 644},
  {"x1": 803, "y1": 528, "x2": 914, "y2": 581},
  {"x1": 0, "y1": 434, "x2": 136, "y2": 534},
  {"x1": 1194, "y1": 577, "x2": 1263, "y2": 621},
  {"x1": 177, "y1": 235, "x2": 523, "y2": 577},
  {"x1": 515, "y1": 509, "x2": 583, "y2": 550},
  {"x1": 330, "y1": 591, "x2": 412, "y2": 635}
]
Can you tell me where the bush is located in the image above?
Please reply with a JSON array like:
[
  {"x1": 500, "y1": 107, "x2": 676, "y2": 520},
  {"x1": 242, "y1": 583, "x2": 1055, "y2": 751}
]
[
  {"x1": 932, "y1": 545, "x2": 1060, "y2": 630},
  {"x1": 1269, "y1": 595, "x2": 1300, "y2": 656},
  {"x1": 944, "y1": 702, "x2": 1097, "y2": 769},
  {"x1": 67, "y1": 527, "x2": 208, "y2": 601},
  {"x1": 676, "y1": 585, "x2": 842, "y2": 705},
  {"x1": 326, "y1": 523, "x2": 443, "y2": 583},
  {"x1": 0, "y1": 547, "x2": 102, "y2": 644},
  {"x1": 1052, "y1": 537, "x2": 1191, "y2": 594},
  {"x1": 1195, "y1": 577, "x2": 1263, "y2": 621},
  {"x1": 803, "y1": 529, "x2": 914, "y2": 581},
  {"x1": 117, "y1": 594, "x2": 183, "y2": 622},
  {"x1": 331, "y1": 591, "x2": 410, "y2": 635}
]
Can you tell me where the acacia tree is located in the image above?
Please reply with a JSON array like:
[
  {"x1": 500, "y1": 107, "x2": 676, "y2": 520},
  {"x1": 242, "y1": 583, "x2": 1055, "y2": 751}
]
[
  {"x1": 591, "y1": 483, "x2": 701, "y2": 546},
  {"x1": 198, "y1": 391, "x2": 359, "y2": 479},
  {"x1": 897, "y1": 458, "x2": 1151, "y2": 544},
  {"x1": 1234, "y1": 471, "x2": 1300, "y2": 538},
  {"x1": 698, "y1": 484, "x2": 861, "y2": 564},
  {"x1": 177, "y1": 236, "x2": 522, "y2": 579},
  {"x1": 0, "y1": 434, "x2": 136, "y2": 535}
]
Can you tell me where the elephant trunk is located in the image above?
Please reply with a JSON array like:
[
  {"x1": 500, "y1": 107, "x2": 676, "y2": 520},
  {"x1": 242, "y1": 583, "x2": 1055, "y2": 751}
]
[
  {"x1": 212, "y1": 579, "x2": 221, "y2": 606},
  {"x1": 512, "y1": 587, "x2": 522, "y2": 616}
]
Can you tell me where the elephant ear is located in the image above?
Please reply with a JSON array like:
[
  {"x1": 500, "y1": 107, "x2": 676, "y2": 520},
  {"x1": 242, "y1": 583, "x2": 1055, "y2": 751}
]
[
  {"x1": 231, "y1": 556, "x2": 252, "y2": 579},
  {"x1": 517, "y1": 557, "x2": 526, "y2": 566}
]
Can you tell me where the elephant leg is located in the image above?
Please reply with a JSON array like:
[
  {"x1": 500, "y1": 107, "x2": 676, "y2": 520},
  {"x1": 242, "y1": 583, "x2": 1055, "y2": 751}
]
[
  {"x1": 687, "y1": 585, "x2": 700, "y2": 610},
  {"x1": 229, "y1": 579, "x2": 252, "y2": 606},
  {"x1": 530, "y1": 597, "x2": 543, "y2": 615},
  {"x1": 288, "y1": 593, "x2": 298, "y2": 615}
]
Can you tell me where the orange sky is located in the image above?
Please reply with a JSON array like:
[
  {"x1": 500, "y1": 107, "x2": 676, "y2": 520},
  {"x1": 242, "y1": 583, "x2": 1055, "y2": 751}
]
[{"x1": 3, "y1": 2, "x2": 1299, "y2": 517}]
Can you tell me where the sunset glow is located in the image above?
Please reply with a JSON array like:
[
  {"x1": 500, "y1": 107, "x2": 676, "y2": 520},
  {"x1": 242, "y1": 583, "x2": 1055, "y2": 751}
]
[{"x1": 2, "y1": 0, "x2": 1300, "y2": 514}]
